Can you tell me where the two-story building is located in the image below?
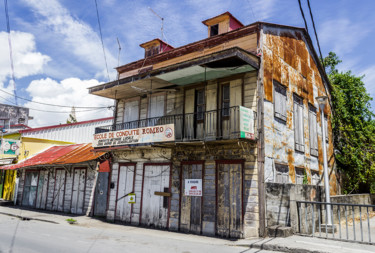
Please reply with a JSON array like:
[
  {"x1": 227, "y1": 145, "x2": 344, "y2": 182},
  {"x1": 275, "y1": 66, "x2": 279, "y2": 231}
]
[{"x1": 90, "y1": 12, "x2": 338, "y2": 238}]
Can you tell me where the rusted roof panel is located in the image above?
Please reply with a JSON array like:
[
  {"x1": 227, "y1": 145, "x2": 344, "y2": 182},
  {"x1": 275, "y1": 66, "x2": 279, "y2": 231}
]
[{"x1": 1, "y1": 143, "x2": 105, "y2": 170}]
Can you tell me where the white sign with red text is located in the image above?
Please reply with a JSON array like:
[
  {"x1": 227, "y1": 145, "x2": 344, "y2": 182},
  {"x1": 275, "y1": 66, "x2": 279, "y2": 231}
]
[
  {"x1": 184, "y1": 179, "x2": 202, "y2": 196},
  {"x1": 92, "y1": 124, "x2": 175, "y2": 148}
]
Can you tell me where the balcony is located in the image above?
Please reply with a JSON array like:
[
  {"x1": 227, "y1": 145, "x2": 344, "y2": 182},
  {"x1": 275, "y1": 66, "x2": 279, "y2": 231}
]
[{"x1": 95, "y1": 106, "x2": 256, "y2": 145}]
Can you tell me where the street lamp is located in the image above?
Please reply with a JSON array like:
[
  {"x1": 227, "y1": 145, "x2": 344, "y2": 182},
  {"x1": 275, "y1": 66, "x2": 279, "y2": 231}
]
[{"x1": 316, "y1": 95, "x2": 332, "y2": 225}]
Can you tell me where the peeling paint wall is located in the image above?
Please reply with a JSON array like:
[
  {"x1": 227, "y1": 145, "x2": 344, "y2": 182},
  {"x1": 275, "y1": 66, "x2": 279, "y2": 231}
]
[{"x1": 261, "y1": 25, "x2": 338, "y2": 195}]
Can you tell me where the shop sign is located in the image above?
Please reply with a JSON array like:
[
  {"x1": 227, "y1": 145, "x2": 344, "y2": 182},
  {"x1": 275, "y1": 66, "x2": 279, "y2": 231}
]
[
  {"x1": 184, "y1": 179, "x2": 202, "y2": 196},
  {"x1": 239, "y1": 106, "x2": 255, "y2": 139},
  {"x1": 93, "y1": 124, "x2": 175, "y2": 148},
  {"x1": 0, "y1": 139, "x2": 20, "y2": 155}
]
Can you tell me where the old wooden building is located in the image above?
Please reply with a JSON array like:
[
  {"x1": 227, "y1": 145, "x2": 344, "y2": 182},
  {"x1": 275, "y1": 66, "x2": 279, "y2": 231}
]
[{"x1": 89, "y1": 12, "x2": 337, "y2": 238}]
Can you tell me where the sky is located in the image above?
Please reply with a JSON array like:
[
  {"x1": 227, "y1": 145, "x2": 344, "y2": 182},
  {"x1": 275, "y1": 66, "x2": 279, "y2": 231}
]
[{"x1": 0, "y1": 0, "x2": 374, "y2": 127}]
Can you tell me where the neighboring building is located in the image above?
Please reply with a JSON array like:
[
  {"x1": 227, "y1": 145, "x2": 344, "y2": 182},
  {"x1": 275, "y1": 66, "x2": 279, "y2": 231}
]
[
  {"x1": 0, "y1": 103, "x2": 32, "y2": 129},
  {"x1": 86, "y1": 12, "x2": 337, "y2": 238},
  {"x1": 2, "y1": 143, "x2": 108, "y2": 215}
]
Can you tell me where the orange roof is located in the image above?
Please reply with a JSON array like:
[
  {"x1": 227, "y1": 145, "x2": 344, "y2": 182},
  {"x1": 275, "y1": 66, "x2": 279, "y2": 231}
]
[{"x1": 1, "y1": 143, "x2": 105, "y2": 170}]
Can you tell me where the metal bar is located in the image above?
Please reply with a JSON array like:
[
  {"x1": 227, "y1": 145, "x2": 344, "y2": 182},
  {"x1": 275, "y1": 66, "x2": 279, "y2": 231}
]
[
  {"x1": 296, "y1": 201, "x2": 375, "y2": 208},
  {"x1": 352, "y1": 205, "x2": 356, "y2": 241},
  {"x1": 312, "y1": 203, "x2": 315, "y2": 236},
  {"x1": 298, "y1": 202, "x2": 302, "y2": 233},
  {"x1": 305, "y1": 202, "x2": 308, "y2": 234},
  {"x1": 360, "y1": 206, "x2": 363, "y2": 241},
  {"x1": 331, "y1": 204, "x2": 335, "y2": 238},
  {"x1": 345, "y1": 205, "x2": 349, "y2": 240},
  {"x1": 318, "y1": 203, "x2": 321, "y2": 237},
  {"x1": 338, "y1": 205, "x2": 341, "y2": 239},
  {"x1": 325, "y1": 202, "x2": 328, "y2": 238},
  {"x1": 367, "y1": 206, "x2": 371, "y2": 243}
]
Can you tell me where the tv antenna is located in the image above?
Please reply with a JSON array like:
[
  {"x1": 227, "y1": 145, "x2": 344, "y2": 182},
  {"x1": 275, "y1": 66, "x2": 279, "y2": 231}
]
[{"x1": 148, "y1": 7, "x2": 164, "y2": 40}]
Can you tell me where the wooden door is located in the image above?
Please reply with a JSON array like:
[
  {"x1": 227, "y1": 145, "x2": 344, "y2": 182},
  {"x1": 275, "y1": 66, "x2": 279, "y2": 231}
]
[
  {"x1": 124, "y1": 99, "x2": 139, "y2": 129},
  {"x1": 22, "y1": 171, "x2": 39, "y2": 207},
  {"x1": 35, "y1": 171, "x2": 48, "y2": 209},
  {"x1": 71, "y1": 168, "x2": 86, "y2": 214},
  {"x1": 180, "y1": 163, "x2": 203, "y2": 234},
  {"x1": 217, "y1": 162, "x2": 243, "y2": 238},
  {"x1": 94, "y1": 172, "x2": 109, "y2": 217},
  {"x1": 52, "y1": 169, "x2": 66, "y2": 212},
  {"x1": 141, "y1": 164, "x2": 170, "y2": 228},
  {"x1": 184, "y1": 89, "x2": 195, "y2": 140},
  {"x1": 148, "y1": 94, "x2": 165, "y2": 126},
  {"x1": 115, "y1": 164, "x2": 135, "y2": 222}
]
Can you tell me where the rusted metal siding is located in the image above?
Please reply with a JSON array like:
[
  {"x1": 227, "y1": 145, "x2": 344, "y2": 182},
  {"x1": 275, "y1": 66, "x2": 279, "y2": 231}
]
[{"x1": 261, "y1": 25, "x2": 337, "y2": 194}]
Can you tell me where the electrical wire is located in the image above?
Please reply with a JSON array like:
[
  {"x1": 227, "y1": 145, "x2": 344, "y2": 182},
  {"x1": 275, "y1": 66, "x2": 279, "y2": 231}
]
[
  {"x1": 307, "y1": 0, "x2": 324, "y2": 66},
  {"x1": 297, "y1": 0, "x2": 309, "y2": 34},
  {"x1": 4, "y1": 0, "x2": 17, "y2": 105},
  {"x1": 94, "y1": 0, "x2": 110, "y2": 82},
  {"x1": 0, "y1": 88, "x2": 110, "y2": 109}
]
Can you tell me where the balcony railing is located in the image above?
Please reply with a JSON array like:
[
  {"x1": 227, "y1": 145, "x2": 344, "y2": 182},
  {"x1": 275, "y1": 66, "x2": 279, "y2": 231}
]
[{"x1": 95, "y1": 106, "x2": 256, "y2": 143}]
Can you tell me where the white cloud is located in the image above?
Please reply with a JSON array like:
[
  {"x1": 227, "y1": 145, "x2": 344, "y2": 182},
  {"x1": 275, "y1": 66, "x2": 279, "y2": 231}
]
[
  {"x1": 319, "y1": 19, "x2": 370, "y2": 56},
  {"x1": 25, "y1": 78, "x2": 113, "y2": 127},
  {"x1": 22, "y1": 0, "x2": 117, "y2": 80},
  {"x1": 0, "y1": 31, "x2": 50, "y2": 83}
]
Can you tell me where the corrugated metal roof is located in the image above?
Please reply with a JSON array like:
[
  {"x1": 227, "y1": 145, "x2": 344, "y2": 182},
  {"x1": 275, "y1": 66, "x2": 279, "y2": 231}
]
[{"x1": 1, "y1": 143, "x2": 105, "y2": 170}]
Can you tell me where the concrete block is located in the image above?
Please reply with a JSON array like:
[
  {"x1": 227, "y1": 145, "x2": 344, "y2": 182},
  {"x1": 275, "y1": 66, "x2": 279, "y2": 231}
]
[
  {"x1": 267, "y1": 225, "x2": 293, "y2": 237},
  {"x1": 202, "y1": 221, "x2": 215, "y2": 236}
]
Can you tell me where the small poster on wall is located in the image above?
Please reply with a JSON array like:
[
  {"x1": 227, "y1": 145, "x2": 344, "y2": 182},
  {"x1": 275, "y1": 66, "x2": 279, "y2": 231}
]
[{"x1": 184, "y1": 179, "x2": 202, "y2": 196}]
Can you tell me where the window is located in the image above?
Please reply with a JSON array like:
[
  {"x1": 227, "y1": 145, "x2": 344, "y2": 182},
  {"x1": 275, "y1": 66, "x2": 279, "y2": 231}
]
[
  {"x1": 309, "y1": 104, "x2": 318, "y2": 157},
  {"x1": 195, "y1": 89, "x2": 205, "y2": 121},
  {"x1": 148, "y1": 94, "x2": 165, "y2": 126},
  {"x1": 222, "y1": 84, "x2": 230, "y2": 117},
  {"x1": 295, "y1": 167, "x2": 305, "y2": 184},
  {"x1": 123, "y1": 99, "x2": 140, "y2": 129},
  {"x1": 274, "y1": 81, "x2": 287, "y2": 121},
  {"x1": 210, "y1": 24, "x2": 219, "y2": 36},
  {"x1": 275, "y1": 164, "x2": 289, "y2": 184},
  {"x1": 145, "y1": 46, "x2": 159, "y2": 57},
  {"x1": 311, "y1": 170, "x2": 320, "y2": 185},
  {"x1": 294, "y1": 94, "x2": 304, "y2": 152}
]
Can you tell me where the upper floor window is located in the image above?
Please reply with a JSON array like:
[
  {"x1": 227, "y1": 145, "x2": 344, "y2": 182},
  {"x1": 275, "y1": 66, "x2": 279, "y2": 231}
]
[
  {"x1": 294, "y1": 94, "x2": 304, "y2": 153},
  {"x1": 195, "y1": 89, "x2": 205, "y2": 121},
  {"x1": 145, "y1": 46, "x2": 159, "y2": 57},
  {"x1": 222, "y1": 84, "x2": 230, "y2": 117},
  {"x1": 210, "y1": 24, "x2": 219, "y2": 36},
  {"x1": 309, "y1": 104, "x2": 318, "y2": 157},
  {"x1": 295, "y1": 167, "x2": 305, "y2": 184},
  {"x1": 123, "y1": 99, "x2": 139, "y2": 126},
  {"x1": 274, "y1": 81, "x2": 287, "y2": 122},
  {"x1": 275, "y1": 164, "x2": 289, "y2": 184}
]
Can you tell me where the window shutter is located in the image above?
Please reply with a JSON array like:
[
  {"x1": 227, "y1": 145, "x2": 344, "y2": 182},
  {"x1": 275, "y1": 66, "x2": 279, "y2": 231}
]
[
  {"x1": 294, "y1": 95, "x2": 304, "y2": 152},
  {"x1": 274, "y1": 81, "x2": 287, "y2": 121},
  {"x1": 309, "y1": 105, "x2": 318, "y2": 157}
]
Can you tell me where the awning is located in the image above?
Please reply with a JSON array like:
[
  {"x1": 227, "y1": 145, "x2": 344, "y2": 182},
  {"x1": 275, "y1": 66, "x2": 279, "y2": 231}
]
[{"x1": 1, "y1": 143, "x2": 106, "y2": 170}]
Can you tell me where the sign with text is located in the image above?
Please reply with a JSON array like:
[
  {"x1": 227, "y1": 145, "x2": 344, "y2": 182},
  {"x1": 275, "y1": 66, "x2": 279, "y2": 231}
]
[
  {"x1": 92, "y1": 124, "x2": 175, "y2": 148},
  {"x1": 239, "y1": 106, "x2": 255, "y2": 140},
  {"x1": 127, "y1": 193, "x2": 136, "y2": 204},
  {"x1": 184, "y1": 179, "x2": 202, "y2": 196},
  {"x1": 0, "y1": 139, "x2": 20, "y2": 155}
]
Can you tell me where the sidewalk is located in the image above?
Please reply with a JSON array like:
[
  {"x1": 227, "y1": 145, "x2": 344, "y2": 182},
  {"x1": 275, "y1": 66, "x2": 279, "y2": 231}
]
[{"x1": 1, "y1": 206, "x2": 375, "y2": 253}]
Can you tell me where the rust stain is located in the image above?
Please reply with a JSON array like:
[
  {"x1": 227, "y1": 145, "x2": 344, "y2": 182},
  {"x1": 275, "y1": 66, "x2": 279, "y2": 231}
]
[
  {"x1": 287, "y1": 149, "x2": 295, "y2": 183},
  {"x1": 272, "y1": 52, "x2": 281, "y2": 83},
  {"x1": 286, "y1": 110, "x2": 293, "y2": 129},
  {"x1": 263, "y1": 47, "x2": 273, "y2": 102}
]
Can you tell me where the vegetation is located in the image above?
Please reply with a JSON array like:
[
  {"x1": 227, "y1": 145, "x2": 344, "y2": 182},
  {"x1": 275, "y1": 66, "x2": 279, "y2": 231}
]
[
  {"x1": 66, "y1": 218, "x2": 77, "y2": 224},
  {"x1": 322, "y1": 52, "x2": 375, "y2": 193}
]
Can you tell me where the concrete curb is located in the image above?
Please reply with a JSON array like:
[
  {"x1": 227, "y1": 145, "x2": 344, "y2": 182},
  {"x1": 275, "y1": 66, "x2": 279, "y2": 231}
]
[{"x1": 0, "y1": 211, "x2": 59, "y2": 224}]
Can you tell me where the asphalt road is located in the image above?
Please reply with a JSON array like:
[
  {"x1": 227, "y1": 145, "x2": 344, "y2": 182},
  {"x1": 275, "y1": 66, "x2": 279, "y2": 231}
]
[{"x1": 0, "y1": 214, "x2": 276, "y2": 253}]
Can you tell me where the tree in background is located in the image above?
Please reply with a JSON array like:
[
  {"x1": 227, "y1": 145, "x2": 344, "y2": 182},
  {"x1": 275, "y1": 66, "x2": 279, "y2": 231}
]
[
  {"x1": 66, "y1": 106, "x2": 77, "y2": 124},
  {"x1": 323, "y1": 52, "x2": 375, "y2": 193}
]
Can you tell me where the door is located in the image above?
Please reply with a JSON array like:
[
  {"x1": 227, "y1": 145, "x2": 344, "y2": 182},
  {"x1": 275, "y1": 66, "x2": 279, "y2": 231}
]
[
  {"x1": 94, "y1": 172, "x2": 109, "y2": 217},
  {"x1": 115, "y1": 164, "x2": 135, "y2": 222},
  {"x1": 22, "y1": 171, "x2": 39, "y2": 207},
  {"x1": 71, "y1": 168, "x2": 86, "y2": 214},
  {"x1": 180, "y1": 163, "x2": 203, "y2": 234},
  {"x1": 148, "y1": 94, "x2": 165, "y2": 126},
  {"x1": 52, "y1": 169, "x2": 66, "y2": 212},
  {"x1": 217, "y1": 162, "x2": 243, "y2": 238},
  {"x1": 0, "y1": 170, "x2": 5, "y2": 198},
  {"x1": 141, "y1": 164, "x2": 170, "y2": 228},
  {"x1": 123, "y1": 99, "x2": 139, "y2": 129},
  {"x1": 221, "y1": 79, "x2": 242, "y2": 139},
  {"x1": 35, "y1": 171, "x2": 48, "y2": 209},
  {"x1": 194, "y1": 89, "x2": 205, "y2": 139}
]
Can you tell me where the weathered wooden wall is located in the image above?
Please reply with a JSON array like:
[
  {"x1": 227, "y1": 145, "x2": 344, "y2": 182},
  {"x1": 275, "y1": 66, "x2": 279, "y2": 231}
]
[{"x1": 261, "y1": 25, "x2": 338, "y2": 195}]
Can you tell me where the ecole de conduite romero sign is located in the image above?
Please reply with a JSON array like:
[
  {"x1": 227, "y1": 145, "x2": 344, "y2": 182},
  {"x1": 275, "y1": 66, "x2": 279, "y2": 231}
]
[{"x1": 92, "y1": 124, "x2": 175, "y2": 148}]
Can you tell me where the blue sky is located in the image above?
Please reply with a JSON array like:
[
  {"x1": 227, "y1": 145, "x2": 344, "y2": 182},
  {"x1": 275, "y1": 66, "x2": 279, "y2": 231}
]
[{"x1": 0, "y1": 0, "x2": 374, "y2": 126}]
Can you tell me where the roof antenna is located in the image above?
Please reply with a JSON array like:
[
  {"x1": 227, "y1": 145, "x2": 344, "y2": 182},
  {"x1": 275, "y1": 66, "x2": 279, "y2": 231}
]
[
  {"x1": 116, "y1": 37, "x2": 121, "y2": 67},
  {"x1": 148, "y1": 7, "x2": 164, "y2": 39}
]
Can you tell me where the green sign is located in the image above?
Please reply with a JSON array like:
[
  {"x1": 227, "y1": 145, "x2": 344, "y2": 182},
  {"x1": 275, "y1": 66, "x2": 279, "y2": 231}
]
[
  {"x1": 239, "y1": 106, "x2": 255, "y2": 139},
  {"x1": 0, "y1": 139, "x2": 20, "y2": 155}
]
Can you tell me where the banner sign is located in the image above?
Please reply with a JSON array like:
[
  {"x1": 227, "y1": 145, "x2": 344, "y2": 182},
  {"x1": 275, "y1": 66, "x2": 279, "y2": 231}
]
[
  {"x1": 184, "y1": 179, "x2": 202, "y2": 196},
  {"x1": 93, "y1": 124, "x2": 175, "y2": 148},
  {"x1": 0, "y1": 139, "x2": 20, "y2": 155},
  {"x1": 239, "y1": 106, "x2": 255, "y2": 140}
]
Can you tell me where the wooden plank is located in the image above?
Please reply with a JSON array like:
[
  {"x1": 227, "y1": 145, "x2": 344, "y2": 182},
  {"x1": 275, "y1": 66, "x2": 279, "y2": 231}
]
[
  {"x1": 115, "y1": 165, "x2": 134, "y2": 222},
  {"x1": 154, "y1": 191, "x2": 171, "y2": 197}
]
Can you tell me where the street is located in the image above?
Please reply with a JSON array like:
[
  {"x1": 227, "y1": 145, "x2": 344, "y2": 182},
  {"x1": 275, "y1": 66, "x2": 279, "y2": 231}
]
[{"x1": 0, "y1": 214, "x2": 274, "y2": 253}]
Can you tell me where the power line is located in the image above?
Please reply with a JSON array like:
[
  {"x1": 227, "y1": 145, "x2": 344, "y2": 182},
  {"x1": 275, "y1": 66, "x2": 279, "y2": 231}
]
[
  {"x1": 3, "y1": 0, "x2": 17, "y2": 105},
  {"x1": 0, "y1": 88, "x2": 111, "y2": 109},
  {"x1": 94, "y1": 0, "x2": 110, "y2": 82},
  {"x1": 297, "y1": 0, "x2": 309, "y2": 34},
  {"x1": 307, "y1": 0, "x2": 324, "y2": 66}
]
